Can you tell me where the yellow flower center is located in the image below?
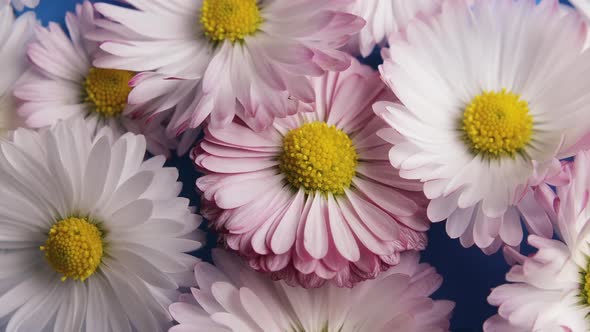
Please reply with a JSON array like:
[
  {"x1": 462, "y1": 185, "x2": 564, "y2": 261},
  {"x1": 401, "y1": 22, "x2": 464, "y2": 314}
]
[
  {"x1": 40, "y1": 217, "x2": 104, "y2": 282},
  {"x1": 461, "y1": 89, "x2": 533, "y2": 158},
  {"x1": 581, "y1": 265, "x2": 590, "y2": 306},
  {"x1": 83, "y1": 67, "x2": 134, "y2": 118},
  {"x1": 200, "y1": 0, "x2": 263, "y2": 43},
  {"x1": 279, "y1": 122, "x2": 358, "y2": 195}
]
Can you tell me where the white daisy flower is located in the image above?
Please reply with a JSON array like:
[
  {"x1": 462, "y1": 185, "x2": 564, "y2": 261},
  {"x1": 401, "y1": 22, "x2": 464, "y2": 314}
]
[
  {"x1": 0, "y1": 5, "x2": 35, "y2": 137},
  {"x1": 376, "y1": 0, "x2": 590, "y2": 252},
  {"x1": 91, "y1": 0, "x2": 364, "y2": 133},
  {"x1": 15, "y1": 1, "x2": 175, "y2": 157},
  {"x1": 485, "y1": 150, "x2": 590, "y2": 332},
  {"x1": 169, "y1": 250, "x2": 454, "y2": 332},
  {"x1": 346, "y1": 0, "x2": 441, "y2": 57},
  {"x1": 0, "y1": 117, "x2": 203, "y2": 332}
]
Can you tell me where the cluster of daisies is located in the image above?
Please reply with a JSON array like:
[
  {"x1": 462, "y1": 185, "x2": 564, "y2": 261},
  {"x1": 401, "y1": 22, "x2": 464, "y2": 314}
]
[{"x1": 2, "y1": 0, "x2": 590, "y2": 330}]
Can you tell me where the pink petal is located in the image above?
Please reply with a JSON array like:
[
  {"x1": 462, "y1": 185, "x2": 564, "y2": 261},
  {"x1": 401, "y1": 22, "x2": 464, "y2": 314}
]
[
  {"x1": 270, "y1": 189, "x2": 305, "y2": 255},
  {"x1": 303, "y1": 194, "x2": 329, "y2": 259},
  {"x1": 327, "y1": 194, "x2": 360, "y2": 262}
]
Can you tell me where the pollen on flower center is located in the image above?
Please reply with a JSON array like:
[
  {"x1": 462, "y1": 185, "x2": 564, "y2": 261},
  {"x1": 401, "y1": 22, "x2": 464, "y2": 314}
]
[
  {"x1": 461, "y1": 89, "x2": 533, "y2": 158},
  {"x1": 200, "y1": 0, "x2": 263, "y2": 43},
  {"x1": 279, "y1": 122, "x2": 358, "y2": 195},
  {"x1": 83, "y1": 67, "x2": 134, "y2": 118},
  {"x1": 40, "y1": 217, "x2": 104, "y2": 282}
]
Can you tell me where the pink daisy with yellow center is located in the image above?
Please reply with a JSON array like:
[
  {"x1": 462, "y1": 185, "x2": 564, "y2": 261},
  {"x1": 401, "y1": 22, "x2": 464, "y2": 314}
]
[{"x1": 193, "y1": 60, "x2": 428, "y2": 288}]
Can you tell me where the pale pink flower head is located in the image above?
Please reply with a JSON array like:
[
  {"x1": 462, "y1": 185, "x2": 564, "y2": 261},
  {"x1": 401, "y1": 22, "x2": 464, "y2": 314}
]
[
  {"x1": 376, "y1": 0, "x2": 590, "y2": 253},
  {"x1": 169, "y1": 249, "x2": 454, "y2": 332},
  {"x1": 92, "y1": 0, "x2": 365, "y2": 134},
  {"x1": 194, "y1": 60, "x2": 428, "y2": 288},
  {"x1": 14, "y1": 1, "x2": 175, "y2": 157},
  {"x1": 346, "y1": 0, "x2": 441, "y2": 57},
  {"x1": 485, "y1": 150, "x2": 590, "y2": 332}
]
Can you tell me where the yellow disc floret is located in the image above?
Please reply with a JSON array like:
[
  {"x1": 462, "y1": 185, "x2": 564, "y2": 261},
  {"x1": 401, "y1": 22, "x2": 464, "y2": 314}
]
[
  {"x1": 461, "y1": 89, "x2": 533, "y2": 158},
  {"x1": 200, "y1": 0, "x2": 263, "y2": 43},
  {"x1": 83, "y1": 67, "x2": 134, "y2": 118},
  {"x1": 279, "y1": 122, "x2": 358, "y2": 195},
  {"x1": 580, "y1": 264, "x2": 590, "y2": 306},
  {"x1": 40, "y1": 217, "x2": 104, "y2": 282}
]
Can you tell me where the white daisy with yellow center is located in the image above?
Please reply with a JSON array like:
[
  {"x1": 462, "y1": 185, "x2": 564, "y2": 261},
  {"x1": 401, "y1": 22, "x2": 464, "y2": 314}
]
[
  {"x1": 376, "y1": 0, "x2": 590, "y2": 253},
  {"x1": 15, "y1": 1, "x2": 175, "y2": 157},
  {"x1": 0, "y1": 117, "x2": 203, "y2": 332},
  {"x1": 92, "y1": 0, "x2": 364, "y2": 134}
]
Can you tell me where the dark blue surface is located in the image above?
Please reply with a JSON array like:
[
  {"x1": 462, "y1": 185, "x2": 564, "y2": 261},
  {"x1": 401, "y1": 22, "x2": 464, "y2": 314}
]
[{"x1": 22, "y1": 0, "x2": 572, "y2": 330}]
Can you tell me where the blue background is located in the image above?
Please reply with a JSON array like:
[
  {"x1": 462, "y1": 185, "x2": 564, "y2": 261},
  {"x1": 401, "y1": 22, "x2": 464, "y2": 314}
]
[{"x1": 20, "y1": 0, "x2": 572, "y2": 330}]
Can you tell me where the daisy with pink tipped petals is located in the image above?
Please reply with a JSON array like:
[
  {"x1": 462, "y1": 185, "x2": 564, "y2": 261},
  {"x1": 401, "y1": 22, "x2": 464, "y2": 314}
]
[
  {"x1": 346, "y1": 0, "x2": 441, "y2": 57},
  {"x1": 170, "y1": 250, "x2": 454, "y2": 332},
  {"x1": 485, "y1": 150, "x2": 590, "y2": 332},
  {"x1": 92, "y1": 0, "x2": 364, "y2": 133},
  {"x1": 194, "y1": 60, "x2": 428, "y2": 288},
  {"x1": 0, "y1": 4, "x2": 35, "y2": 138},
  {"x1": 376, "y1": 0, "x2": 590, "y2": 253},
  {"x1": 14, "y1": 1, "x2": 174, "y2": 156}
]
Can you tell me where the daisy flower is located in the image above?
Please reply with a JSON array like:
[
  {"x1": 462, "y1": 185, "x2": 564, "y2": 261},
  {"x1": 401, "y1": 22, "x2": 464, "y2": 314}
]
[
  {"x1": 346, "y1": 0, "x2": 441, "y2": 57},
  {"x1": 15, "y1": 1, "x2": 174, "y2": 157},
  {"x1": 0, "y1": 5, "x2": 35, "y2": 138},
  {"x1": 0, "y1": 117, "x2": 203, "y2": 332},
  {"x1": 170, "y1": 249, "x2": 454, "y2": 332},
  {"x1": 485, "y1": 150, "x2": 590, "y2": 332},
  {"x1": 376, "y1": 0, "x2": 590, "y2": 252},
  {"x1": 194, "y1": 60, "x2": 428, "y2": 288},
  {"x1": 92, "y1": 0, "x2": 365, "y2": 133}
]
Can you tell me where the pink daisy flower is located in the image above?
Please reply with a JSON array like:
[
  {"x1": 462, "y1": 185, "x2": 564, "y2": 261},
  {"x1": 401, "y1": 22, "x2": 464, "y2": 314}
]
[
  {"x1": 485, "y1": 151, "x2": 590, "y2": 332},
  {"x1": 193, "y1": 60, "x2": 428, "y2": 288},
  {"x1": 170, "y1": 249, "x2": 454, "y2": 332},
  {"x1": 345, "y1": 0, "x2": 441, "y2": 57},
  {"x1": 92, "y1": 0, "x2": 365, "y2": 133},
  {"x1": 376, "y1": 0, "x2": 590, "y2": 253},
  {"x1": 14, "y1": 1, "x2": 175, "y2": 157}
]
